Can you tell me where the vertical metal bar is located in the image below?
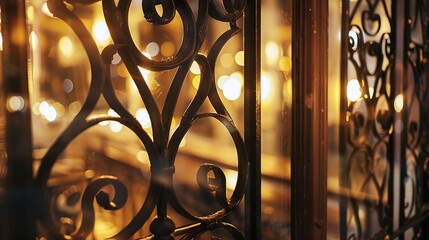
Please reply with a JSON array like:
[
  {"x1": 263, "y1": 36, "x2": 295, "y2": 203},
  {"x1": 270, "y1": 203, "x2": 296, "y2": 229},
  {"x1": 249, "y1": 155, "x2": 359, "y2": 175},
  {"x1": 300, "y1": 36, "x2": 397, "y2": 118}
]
[
  {"x1": 291, "y1": 0, "x2": 328, "y2": 239},
  {"x1": 244, "y1": 0, "x2": 261, "y2": 238},
  {"x1": 339, "y1": 0, "x2": 350, "y2": 239},
  {"x1": 0, "y1": 0, "x2": 35, "y2": 238}
]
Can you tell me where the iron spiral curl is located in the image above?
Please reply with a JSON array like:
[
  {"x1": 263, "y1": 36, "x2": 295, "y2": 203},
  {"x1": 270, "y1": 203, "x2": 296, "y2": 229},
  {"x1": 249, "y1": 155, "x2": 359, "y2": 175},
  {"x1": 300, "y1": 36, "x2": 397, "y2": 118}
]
[
  {"x1": 35, "y1": 0, "x2": 248, "y2": 239},
  {"x1": 343, "y1": 0, "x2": 393, "y2": 239},
  {"x1": 343, "y1": 0, "x2": 429, "y2": 239}
]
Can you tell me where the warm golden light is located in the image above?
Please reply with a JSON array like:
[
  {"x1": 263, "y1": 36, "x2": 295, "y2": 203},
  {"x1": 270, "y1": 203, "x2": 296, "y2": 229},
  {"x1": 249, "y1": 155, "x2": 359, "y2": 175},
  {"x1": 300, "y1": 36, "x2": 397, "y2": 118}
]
[
  {"x1": 59, "y1": 36, "x2": 74, "y2": 57},
  {"x1": 220, "y1": 53, "x2": 234, "y2": 68},
  {"x1": 92, "y1": 20, "x2": 110, "y2": 45},
  {"x1": 45, "y1": 107, "x2": 57, "y2": 122},
  {"x1": 39, "y1": 101, "x2": 57, "y2": 122},
  {"x1": 138, "y1": 52, "x2": 152, "y2": 81},
  {"x1": 224, "y1": 169, "x2": 238, "y2": 190},
  {"x1": 136, "y1": 150, "x2": 149, "y2": 164},
  {"x1": 349, "y1": 30, "x2": 359, "y2": 50},
  {"x1": 108, "y1": 109, "x2": 123, "y2": 132},
  {"x1": 161, "y1": 41, "x2": 175, "y2": 57},
  {"x1": 53, "y1": 102, "x2": 65, "y2": 118},
  {"x1": 27, "y1": 6, "x2": 35, "y2": 22},
  {"x1": 68, "y1": 101, "x2": 82, "y2": 115},
  {"x1": 369, "y1": 87, "x2": 375, "y2": 99},
  {"x1": 108, "y1": 109, "x2": 118, "y2": 117},
  {"x1": 235, "y1": 51, "x2": 244, "y2": 66},
  {"x1": 217, "y1": 75, "x2": 229, "y2": 90},
  {"x1": 136, "y1": 108, "x2": 151, "y2": 128},
  {"x1": 190, "y1": 61, "x2": 201, "y2": 75},
  {"x1": 7, "y1": 95, "x2": 25, "y2": 112},
  {"x1": 222, "y1": 72, "x2": 243, "y2": 101},
  {"x1": 279, "y1": 56, "x2": 292, "y2": 72},
  {"x1": 179, "y1": 136, "x2": 187, "y2": 148},
  {"x1": 138, "y1": 67, "x2": 151, "y2": 81},
  {"x1": 265, "y1": 41, "x2": 280, "y2": 64},
  {"x1": 347, "y1": 79, "x2": 361, "y2": 102},
  {"x1": 192, "y1": 75, "x2": 200, "y2": 89},
  {"x1": 42, "y1": 2, "x2": 54, "y2": 17},
  {"x1": 0, "y1": 33, "x2": 2, "y2": 51},
  {"x1": 112, "y1": 53, "x2": 121, "y2": 65},
  {"x1": 97, "y1": 114, "x2": 109, "y2": 126},
  {"x1": 146, "y1": 42, "x2": 160, "y2": 57},
  {"x1": 394, "y1": 94, "x2": 404, "y2": 112},
  {"x1": 261, "y1": 73, "x2": 272, "y2": 101},
  {"x1": 30, "y1": 31, "x2": 38, "y2": 51},
  {"x1": 117, "y1": 63, "x2": 129, "y2": 78}
]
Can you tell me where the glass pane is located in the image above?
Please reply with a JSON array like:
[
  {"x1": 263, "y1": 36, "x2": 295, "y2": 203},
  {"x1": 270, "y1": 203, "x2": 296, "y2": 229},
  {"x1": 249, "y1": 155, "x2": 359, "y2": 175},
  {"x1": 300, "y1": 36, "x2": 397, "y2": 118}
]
[
  {"x1": 327, "y1": 0, "x2": 342, "y2": 239},
  {"x1": 261, "y1": 0, "x2": 291, "y2": 239},
  {"x1": 28, "y1": 0, "x2": 251, "y2": 238}
]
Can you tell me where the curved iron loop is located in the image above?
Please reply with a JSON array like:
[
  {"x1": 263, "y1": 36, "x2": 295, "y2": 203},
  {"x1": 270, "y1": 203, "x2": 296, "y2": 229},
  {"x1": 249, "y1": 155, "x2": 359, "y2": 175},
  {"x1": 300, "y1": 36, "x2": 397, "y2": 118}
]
[
  {"x1": 196, "y1": 164, "x2": 229, "y2": 209},
  {"x1": 207, "y1": 27, "x2": 241, "y2": 118},
  {"x1": 142, "y1": 0, "x2": 176, "y2": 25},
  {"x1": 118, "y1": 45, "x2": 166, "y2": 150},
  {"x1": 362, "y1": 10, "x2": 381, "y2": 37},
  {"x1": 380, "y1": 33, "x2": 393, "y2": 62},
  {"x1": 36, "y1": 0, "x2": 249, "y2": 238},
  {"x1": 344, "y1": 140, "x2": 390, "y2": 237},
  {"x1": 168, "y1": 113, "x2": 248, "y2": 223},
  {"x1": 36, "y1": 116, "x2": 160, "y2": 239},
  {"x1": 111, "y1": 180, "x2": 161, "y2": 239},
  {"x1": 161, "y1": 0, "x2": 209, "y2": 134},
  {"x1": 36, "y1": 0, "x2": 105, "y2": 186},
  {"x1": 72, "y1": 176, "x2": 127, "y2": 239},
  {"x1": 100, "y1": 44, "x2": 160, "y2": 164},
  {"x1": 375, "y1": 108, "x2": 392, "y2": 133},
  {"x1": 362, "y1": 41, "x2": 383, "y2": 77},
  {"x1": 208, "y1": 0, "x2": 245, "y2": 22},
  {"x1": 103, "y1": 0, "x2": 197, "y2": 71},
  {"x1": 345, "y1": 0, "x2": 429, "y2": 238},
  {"x1": 181, "y1": 55, "x2": 213, "y2": 122},
  {"x1": 348, "y1": 25, "x2": 364, "y2": 53}
]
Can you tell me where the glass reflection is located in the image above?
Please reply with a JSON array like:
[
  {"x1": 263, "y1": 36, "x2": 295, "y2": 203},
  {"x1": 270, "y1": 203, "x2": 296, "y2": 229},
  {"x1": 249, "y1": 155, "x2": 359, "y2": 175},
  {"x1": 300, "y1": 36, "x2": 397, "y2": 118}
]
[{"x1": 21, "y1": 0, "x2": 292, "y2": 238}]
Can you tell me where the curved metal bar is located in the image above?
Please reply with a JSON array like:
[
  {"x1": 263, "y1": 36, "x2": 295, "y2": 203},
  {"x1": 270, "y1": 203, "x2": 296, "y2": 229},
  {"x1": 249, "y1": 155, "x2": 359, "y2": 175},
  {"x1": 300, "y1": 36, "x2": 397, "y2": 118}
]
[
  {"x1": 35, "y1": 0, "x2": 105, "y2": 186},
  {"x1": 161, "y1": 0, "x2": 209, "y2": 134},
  {"x1": 36, "y1": 0, "x2": 250, "y2": 238},
  {"x1": 399, "y1": 1, "x2": 429, "y2": 238},
  {"x1": 73, "y1": 176, "x2": 128, "y2": 239},
  {"x1": 168, "y1": 113, "x2": 248, "y2": 223},
  {"x1": 207, "y1": 27, "x2": 241, "y2": 118},
  {"x1": 110, "y1": 180, "x2": 161, "y2": 239},
  {"x1": 103, "y1": 0, "x2": 197, "y2": 71},
  {"x1": 119, "y1": 46, "x2": 166, "y2": 150},
  {"x1": 101, "y1": 45, "x2": 160, "y2": 164},
  {"x1": 342, "y1": 0, "x2": 407, "y2": 239},
  {"x1": 208, "y1": 0, "x2": 245, "y2": 23},
  {"x1": 196, "y1": 164, "x2": 229, "y2": 209},
  {"x1": 142, "y1": 0, "x2": 176, "y2": 25},
  {"x1": 180, "y1": 55, "x2": 212, "y2": 122}
]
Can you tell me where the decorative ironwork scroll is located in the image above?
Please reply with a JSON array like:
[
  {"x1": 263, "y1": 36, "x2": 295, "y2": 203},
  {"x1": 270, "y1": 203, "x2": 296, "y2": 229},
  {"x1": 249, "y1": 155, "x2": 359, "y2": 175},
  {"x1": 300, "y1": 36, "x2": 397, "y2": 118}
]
[
  {"x1": 398, "y1": 0, "x2": 429, "y2": 238},
  {"x1": 33, "y1": 0, "x2": 249, "y2": 239},
  {"x1": 342, "y1": 0, "x2": 394, "y2": 239},
  {"x1": 342, "y1": 0, "x2": 429, "y2": 239}
]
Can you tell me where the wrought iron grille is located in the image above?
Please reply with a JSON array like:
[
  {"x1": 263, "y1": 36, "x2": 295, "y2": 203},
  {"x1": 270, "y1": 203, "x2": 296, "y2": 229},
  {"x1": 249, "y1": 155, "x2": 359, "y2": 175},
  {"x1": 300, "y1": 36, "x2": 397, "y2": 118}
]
[
  {"x1": 340, "y1": 0, "x2": 429, "y2": 239},
  {"x1": 0, "y1": 0, "x2": 261, "y2": 239}
]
